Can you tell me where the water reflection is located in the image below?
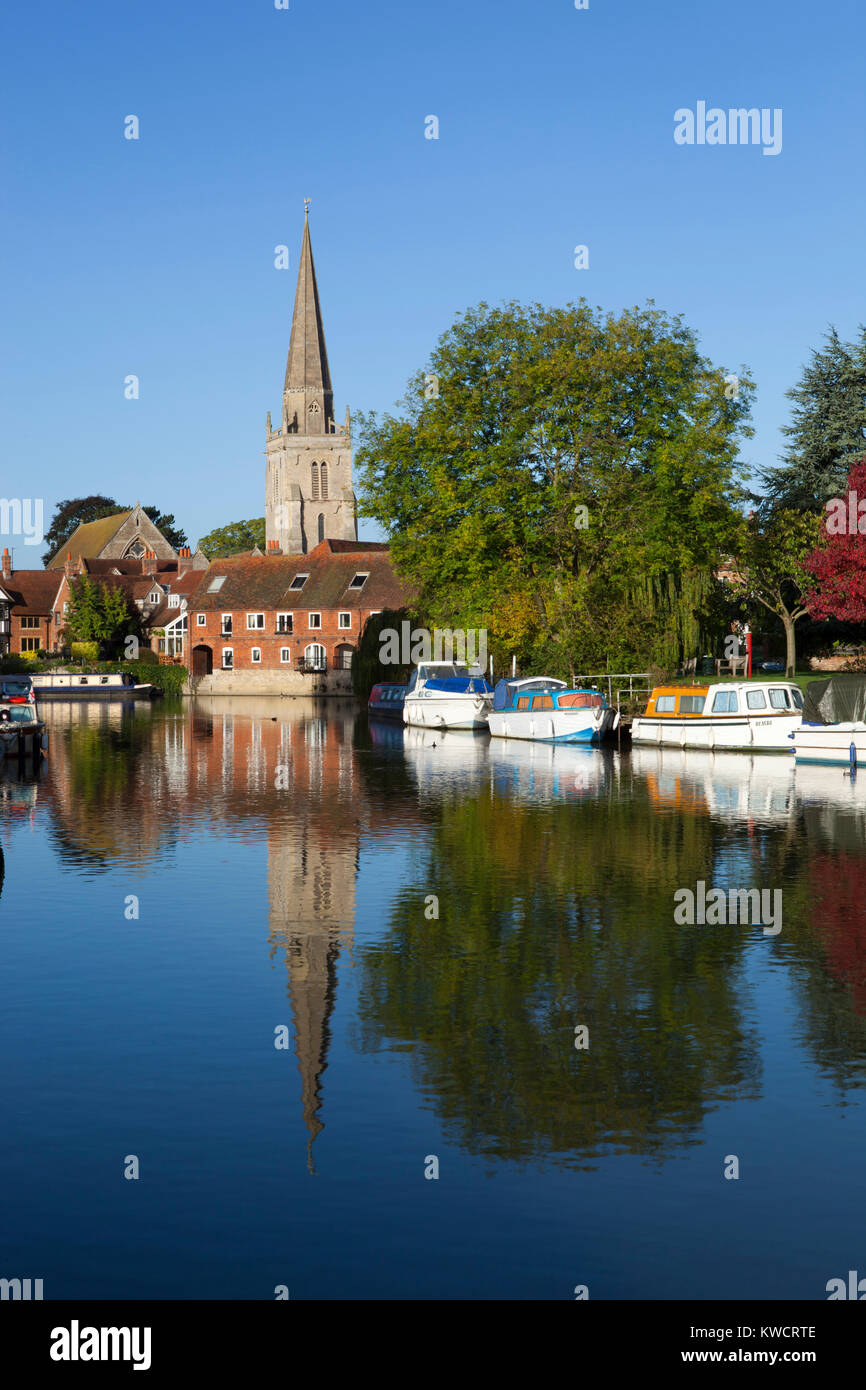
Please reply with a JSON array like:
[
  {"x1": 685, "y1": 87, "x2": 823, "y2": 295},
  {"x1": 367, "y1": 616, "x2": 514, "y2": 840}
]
[{"x1": 6, "y1": 701, "x2": 866, "y2": 1172}]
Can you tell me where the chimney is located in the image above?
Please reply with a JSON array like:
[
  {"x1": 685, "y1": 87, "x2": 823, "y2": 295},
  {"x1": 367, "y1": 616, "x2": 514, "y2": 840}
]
[
  {"x1": 64, "y1": 551, "x2": 75, "y2": 578},
  {"x1": 1, "y1": 547, "x2": 11, "y2": 582}
]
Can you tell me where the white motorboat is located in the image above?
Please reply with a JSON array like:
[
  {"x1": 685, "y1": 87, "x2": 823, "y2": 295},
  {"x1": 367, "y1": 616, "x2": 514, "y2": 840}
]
[
  {"x1": 402, "y1": 662, "x2": 493, "y2": 731},
  {"x1": 487, "y1": 676, "x2": 617, "y2": 743},
  {"x1": 631, "y1": 681, "x2": 804, "y2": 752}
]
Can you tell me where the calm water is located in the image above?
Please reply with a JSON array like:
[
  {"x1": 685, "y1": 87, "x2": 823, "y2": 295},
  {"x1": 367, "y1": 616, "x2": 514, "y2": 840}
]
[{"x1": 2, "y1": 697, "x2": 865, "y2": 1300}]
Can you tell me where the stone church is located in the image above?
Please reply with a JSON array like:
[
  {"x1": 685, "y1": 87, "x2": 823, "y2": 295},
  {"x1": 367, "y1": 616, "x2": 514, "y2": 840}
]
[{"x1": 265, "y1": 210, "x2": 358, "y2": 556}]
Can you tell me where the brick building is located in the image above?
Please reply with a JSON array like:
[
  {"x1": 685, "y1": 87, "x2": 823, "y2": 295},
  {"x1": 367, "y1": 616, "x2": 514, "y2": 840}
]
[{"x1": 187, "y1": 539, "x2": 413, "y2": 678}]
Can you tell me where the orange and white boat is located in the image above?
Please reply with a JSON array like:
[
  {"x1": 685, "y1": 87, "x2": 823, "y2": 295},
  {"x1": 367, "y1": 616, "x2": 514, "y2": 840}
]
[{"x1": 631, "y1": 681, "x2": 803, "y2": 752}]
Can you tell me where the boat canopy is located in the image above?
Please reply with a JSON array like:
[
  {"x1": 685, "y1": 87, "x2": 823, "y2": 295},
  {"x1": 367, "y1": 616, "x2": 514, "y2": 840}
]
[
  {"x1": 424, "y1": 677, "x2": 492, "y2": 694},
  {"x1": 492, "y1": 677, "x2": 565, "y2": 711},
  {"x1": 803, "y1": 675, "x2": 866, "y2": 725}
]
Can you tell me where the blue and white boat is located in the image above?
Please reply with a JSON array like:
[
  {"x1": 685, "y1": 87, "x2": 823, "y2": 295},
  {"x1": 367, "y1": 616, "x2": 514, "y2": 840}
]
[
  {"x1": 402, "y1": 662, "x2": 494, "y2": 730},
  {"x1": 487, "y1": 676, "x2": 617, "y2": 743}
]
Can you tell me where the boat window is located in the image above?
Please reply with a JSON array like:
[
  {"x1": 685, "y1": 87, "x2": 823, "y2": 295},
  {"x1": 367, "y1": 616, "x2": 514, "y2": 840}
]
[
  {"x1": 678, "y1": 695, "x2": 705, "y2": 713},
  {"x1": 517, "y1": 695, "x2": 533, "y2": 711},
  {"x1": 79, "y1": 677, "x2": 88, "y2": 684},
  {"x1": 746, "y1": 690, "x2": 767, "y2": 710},
  {"x1": 100, "y1": 676, "x2": 109, "y2": 684},
  {"x1": 417, "y1": 666, "x2": 427, "y2": 682},
  {"x1": 533, "y1": 694, "x2": 554, "y2": 710},
  {"x1": 558, "y1": 692, "x2": 603, "y2": 709},
  {"x1": 711, "y1": 690, "x2": 738, "y2": 713},
  {"x1": 791, "y1": 688, "x2": 804, "y2": 709},
  {"x1": 405, "y1": 669, "x2": 417, "y2": 694},
  {"x1": 655, "y1": 695, "x2": 676, "y2": 712},
  {"x1": 769, "y1": 688, "x2": 790, "y2": 709}
]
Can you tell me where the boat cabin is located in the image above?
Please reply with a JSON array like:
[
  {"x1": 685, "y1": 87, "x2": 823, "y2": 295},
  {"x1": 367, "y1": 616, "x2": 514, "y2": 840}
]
[{"x1": 643, "y1": 683, "x2": 804, "y2": 718}]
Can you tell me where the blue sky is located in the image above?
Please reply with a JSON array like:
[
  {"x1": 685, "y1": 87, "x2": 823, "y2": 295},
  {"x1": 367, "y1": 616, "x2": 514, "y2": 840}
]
[{"x1": 1, "y1": 0, "x2": 864, "y2": 557}]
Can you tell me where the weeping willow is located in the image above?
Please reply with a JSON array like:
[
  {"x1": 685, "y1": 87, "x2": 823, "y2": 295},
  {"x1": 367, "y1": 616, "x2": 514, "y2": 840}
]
[{"x1": 620, "y1": 568, "x2": 715, "y2": 671}]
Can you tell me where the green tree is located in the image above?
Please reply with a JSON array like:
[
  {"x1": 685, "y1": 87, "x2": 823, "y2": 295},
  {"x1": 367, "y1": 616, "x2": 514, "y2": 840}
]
[
  {"x1": 197, "y1": 518, "x2": 266, "y2": 557},
  {"x1": 729, "y1": 509, "x2": 822, "y2": 676},
  {"x1": 356, "y1": 300, "x2": 752, "y2": 674},
  {"x1": 65, "y1": 575, "x2": 143, "y2": 653},
  {"x1": 762, "y1": 326, "x2": 866, "y2": 512}
]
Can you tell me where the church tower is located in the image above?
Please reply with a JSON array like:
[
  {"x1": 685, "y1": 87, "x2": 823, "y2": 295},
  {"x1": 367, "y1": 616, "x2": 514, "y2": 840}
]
[{"x1": 265, "y1": 208, "x2": 357, "y2": 555}]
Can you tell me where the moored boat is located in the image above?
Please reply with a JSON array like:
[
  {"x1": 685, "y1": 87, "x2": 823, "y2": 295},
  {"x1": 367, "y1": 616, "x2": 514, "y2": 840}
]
[
  {"x1": 368, "y1": 682, "x2": 407, "y2": 719},
  {"x1": 402, "y1": 662, "x2": 493, "y2": 730},
  {"x1": 791, "y1": 675, "x2": 866, "y2": 765},
  {"x1": 631, "y1": 681, "x2": 804, "y2": 752},
  {"x1": 29, "y1": 671, "x2": 154, "y2": 699},
  {"x1": 0, "y1": 698, "x2": 48, "y2": 762},
  {"x1": 487, "y1": 676, "x2": 617, "y2": 743}
]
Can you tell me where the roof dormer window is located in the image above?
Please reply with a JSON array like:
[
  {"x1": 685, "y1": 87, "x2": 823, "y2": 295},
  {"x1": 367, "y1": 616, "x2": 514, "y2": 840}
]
[
  {"x1": 348, "y1": 572, "x2": 368, "y2": 590},
  {"x1": 289, "y1": 573, "x2": 309, "y2": 591}
]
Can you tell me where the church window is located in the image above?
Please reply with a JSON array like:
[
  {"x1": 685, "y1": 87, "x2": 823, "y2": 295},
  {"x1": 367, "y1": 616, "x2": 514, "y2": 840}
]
[
  {"x1": 308, "y1": 613, "x2": 321, "y2": 629},
  {"x1": 320, "y1": 462, "x2": 328, "y2": 499},
  {"x1": 348, "y1": 572, "x2": 368, "y2": 590},
  {"x1": 309, "y1": 401, "x2": 320, "y2": 414},
  {"x1": 289, "y1": 573, "x2": 308, "y2": 591},
  {"x1": 311, "y1": 462, "x2": 320, "y2": 499},
  {"x1": 317, "y1": 513, "x2": 324, "y2": 544},
  {"x1": 251, "y1": 647, "x2": 261, "y2": 664}
]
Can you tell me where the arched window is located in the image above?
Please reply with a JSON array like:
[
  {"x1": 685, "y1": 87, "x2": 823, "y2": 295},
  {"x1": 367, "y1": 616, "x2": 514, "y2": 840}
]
[
  {"x1": 317, "y1": 513, "x2": 324, "y2": 544},
  {"x1": 320, "y1": 461, "x2": 328, "y2": 499},
  {"x1": 304, "y1": 643, "x2": 326, "y2": 670},
  {"x1": 311, "y1": 462, "x2": 319, "y2": 499}
]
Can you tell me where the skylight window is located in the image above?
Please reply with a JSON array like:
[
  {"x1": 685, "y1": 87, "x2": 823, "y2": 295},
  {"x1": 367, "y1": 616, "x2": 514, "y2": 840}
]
[
  {"x1": 289, "y1": 573, "x2": 309, "y2": 591},
  {"x1": 348, "y1": 572, "x2": 368, "y2": 590},
  {"x1": 207, "y1": 575, "x2": 226, "y2": 592}
]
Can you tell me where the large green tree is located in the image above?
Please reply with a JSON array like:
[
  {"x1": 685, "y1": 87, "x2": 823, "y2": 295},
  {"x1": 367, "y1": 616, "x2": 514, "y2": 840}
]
[
  {"x1": 197, "y1": 518, "x2": 266, "y2": 558},
  {"x1": 356, "y1": 300, "x2": 752, "y2": 674},
  {"x1": 762, "y1": 326, "x2": 866, "y2": 512},
  {"x1": 728, "y1": 508, "x2": 822, "y2": 676}
]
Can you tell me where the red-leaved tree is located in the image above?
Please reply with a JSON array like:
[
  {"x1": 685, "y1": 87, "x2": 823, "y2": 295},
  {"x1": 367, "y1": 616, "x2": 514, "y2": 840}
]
[{"x1": 805, "y1": 458, "x2": 866, "y2": 620}]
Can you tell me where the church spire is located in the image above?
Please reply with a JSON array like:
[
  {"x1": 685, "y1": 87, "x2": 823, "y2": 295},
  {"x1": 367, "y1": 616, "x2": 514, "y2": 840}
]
[{"x1": 283, "y1": 205, "x2": 333, "y2": 434}]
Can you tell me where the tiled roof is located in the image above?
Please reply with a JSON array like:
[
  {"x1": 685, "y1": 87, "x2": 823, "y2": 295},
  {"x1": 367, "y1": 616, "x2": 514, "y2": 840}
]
[
  {"x1": 46, "y1": 512, "x2": 132, "y2": 569},
  {"x1": 5, "y1": 570, "x2": 64, "y2": 614},
  {"x1": 190, "y1": 539, "x2": 415, "y2": 614}
]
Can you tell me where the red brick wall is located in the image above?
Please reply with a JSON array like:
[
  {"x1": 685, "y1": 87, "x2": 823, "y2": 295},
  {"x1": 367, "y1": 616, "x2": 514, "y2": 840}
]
[
  {"x1": 11, "y1": 614, "x2": 53, "y2": 653},
  {"x1": 189, "y1": 606, "x2": 366, "y2": 669}
]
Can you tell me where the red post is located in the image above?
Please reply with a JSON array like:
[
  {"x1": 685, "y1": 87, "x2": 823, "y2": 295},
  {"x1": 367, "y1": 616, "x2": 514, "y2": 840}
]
[{"x1": 746, "y1": 628, "x2": 752, "y2": 679}]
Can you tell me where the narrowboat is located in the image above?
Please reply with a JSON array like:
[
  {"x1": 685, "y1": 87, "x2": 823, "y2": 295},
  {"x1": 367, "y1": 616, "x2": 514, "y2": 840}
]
[
  {"x1": 0, "y1": 699, "x2": 48, "y2": 762},
  {"x1": 487, "y1": 676, "x2": 617, "y2": 743},
  {"x1": 29, "y1": 671, "x2": 154, "y2": 699},
  {"x1": 367, "y1": 682, "x2": 407, "y2": 719},
  {"x1": 631, "y1": 682, "x2": 804, "y2": 752},
  {"x1": 402, "y1": 662, "x2": 493, "y2": 730}
]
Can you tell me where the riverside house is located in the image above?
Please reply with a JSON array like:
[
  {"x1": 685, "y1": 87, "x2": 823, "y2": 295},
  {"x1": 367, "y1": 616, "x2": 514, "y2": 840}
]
[{"x1": 187, "y1": 539, "x2": 414, "y2": 691}]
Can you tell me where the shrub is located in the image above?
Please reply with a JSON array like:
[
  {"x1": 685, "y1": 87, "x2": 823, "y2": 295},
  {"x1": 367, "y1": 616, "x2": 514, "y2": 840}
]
[{"x1": 71, "y1": 641, "x2": 99, "y2": 664}]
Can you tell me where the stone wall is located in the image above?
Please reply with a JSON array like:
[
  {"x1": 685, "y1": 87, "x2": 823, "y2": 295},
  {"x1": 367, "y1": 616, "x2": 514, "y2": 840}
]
[{"x1": 187, "y1": 667, "x2": 354, "y2": 697}]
